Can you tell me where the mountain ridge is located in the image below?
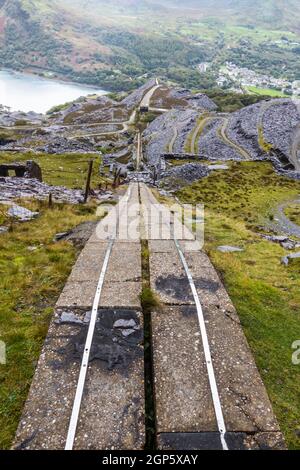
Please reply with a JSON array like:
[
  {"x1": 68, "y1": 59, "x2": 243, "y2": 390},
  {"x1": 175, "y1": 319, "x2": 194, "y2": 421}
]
[{"x1": 0, "y1": 0, "x2": 300, "y2": 91}]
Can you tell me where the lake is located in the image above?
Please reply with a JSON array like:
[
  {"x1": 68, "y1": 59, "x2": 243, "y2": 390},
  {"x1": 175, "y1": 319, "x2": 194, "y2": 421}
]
[{"x1": 0, "y1": 69, "x2": 107, "y2": 114}]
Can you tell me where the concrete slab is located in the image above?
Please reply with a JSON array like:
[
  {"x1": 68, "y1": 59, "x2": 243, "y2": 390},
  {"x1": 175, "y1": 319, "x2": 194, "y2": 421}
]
[
  {"x1": 141, "y1": 223, "x2": 174, "y2": 240},
  {"x1": 69, "y1": 245, "x2": 108, "y2": 282},
  {"x1": 184, "y1": 250, "x2": 217, "y2": 271},
  {"x1": 56, "y1": 281, "x2": 98, "y2": 309},
  {"x1": 88, "y1": 185, "x2": 140, "y2": 243},
  {"x1": 148, "y1": 240, "x2": 203, "y2": 254},
  {"x1": 173, "y1": 218, "x2": 195, "y2": 240},
  {"x1": 139, "y1": 184, "x2": 157, "y2": 205},
  {"x1": 88, "y1": 212, "x2": 119, "y2": 243},
  {"x1": 112, "y1": 241, "x2": 141, "y2": 251},
  {"x1": 79, "y1": 241, "x2": 110, "y2": 256},
  {"x1": 73, "y1": 309, "x2": 145, "y2": 450},
  {"x1": 14, "y1": 308, "x2": 145, "y2": 450},
  {"x1": 150, "y1": 251, "x2": 194, "y2": 305},
  {"x1": 149, "y1": 240, "x2": 177, "y2": 253},
  {"x1": 58, "y1": 242, "x2": 141, "y2": 310},
  {"x1": 14, "y1": 183, "x2": 144, "y2": 450},
  {"x1": 183, "y1": 252, "x2": 238, "y2": 311},
  {"x1": 88, "y1": 203, "x2": 141, "y2": 243},
  {"x1": 105, "y1": 244, "x2": 141, "y2": 283},
  {"x1": 179, "y1": 240, "x2": 203, "y2": 253},
  {"x1": 101, "y1": 281, "x2": 141, "y2": 309},
  {"x1": 82, "y1": 240, "x2": 109, "y2": 250},
  {"x1": 14, "y1": 182, "x2": 285, "y2": 450},
  {"x1": 139, "y1": 186, "x2": 195, "y2": 241},
  {"x1": 141, "y1": 224, "x2": 195, "y2": 241},
  {"x1": 13, "y1": 312, "x2": 84, "y2": 449},
  {"x1": 152, "y1": 306, "x2": 216, "y2": 434},
  {"x1": 118, "y1": 207, "x2": 141, "y2": 241},
  {"x1": 185, "y1": 252, "x2": 280, "y2": 433}
]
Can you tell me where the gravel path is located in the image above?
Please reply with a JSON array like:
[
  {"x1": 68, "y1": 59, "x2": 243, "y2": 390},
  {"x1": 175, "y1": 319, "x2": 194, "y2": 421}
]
[
  {"x1": 168, "y1": 127, "x2": 178, "y2": 153},
  {"x1": 219, "y1": 118, "x2": 251, "y2": 159},
  {"x1": 191, "y1": 115, "x2": 212, "y2": 154}
]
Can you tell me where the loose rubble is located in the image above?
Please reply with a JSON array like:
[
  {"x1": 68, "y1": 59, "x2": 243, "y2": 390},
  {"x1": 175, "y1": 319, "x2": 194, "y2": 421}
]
[
  {"x1": 158, "y1": 163, "x2": 210, "y2": 190},
  {"x1": 0, "y1": 177, "x2": 84, "y2": 204},
  {"x1": 263, "y1": 100, "x2": 299, "y2": 162},
  {"x1": 262, "y1": 234, "x2": 300, "y2": 250},
  {"x1": 121, "y1": 79, "x2": 157, "y2": 110},
  {"x1": 0, "y1": 108, "x2": 45, "y2": 127},
  {"x1": 144, "y1": 108, "x2": 199, "y2": 167},
  {"x1": 152, "y1": 86, "x2": 217, "y2": 112},
  {"x1": 197, "y1": 117, "x2": 241, "y2": 161},
  {"x1": 36, "y1": 136, "x2": 96, "y2": 154},
  {"x1": 217, "y1": 246, "x2": 244, "y2": 253},
  {"x1": 7, "y1": 204, "x2": 39, "y2": 221},
  {"x1": 226, "y1": 102, "x2": 264, "y2": 160},
  {"x1": 1, "y1": 82, "x2": 300, "y2": 201},
  {"x1": 281, "y1": 252, "x2": 300, "y2": 265},
  {"x1": 144, "y1": 93, "x2": 300, "y2": 178},
  {"x1": 54, "y1": 221, "x2": 98, "y2": 246}
]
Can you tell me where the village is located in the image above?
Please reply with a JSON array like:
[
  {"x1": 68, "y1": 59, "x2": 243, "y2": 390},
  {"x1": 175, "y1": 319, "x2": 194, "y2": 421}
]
[{"x1": 217, "y1": 62, "x2": 300, "y2": 96}]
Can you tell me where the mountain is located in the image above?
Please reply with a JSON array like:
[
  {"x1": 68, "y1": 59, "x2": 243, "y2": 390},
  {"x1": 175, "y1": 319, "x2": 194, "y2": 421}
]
[
  {"x1": 61, "y1": 0, "x2": 300, "y2": 32},
  {"x1": 0, "y1": 1, "x2": 299, "y2": 91},
  {"x1": 0, "y1": 0, "x2": 213, "y2": 90}
]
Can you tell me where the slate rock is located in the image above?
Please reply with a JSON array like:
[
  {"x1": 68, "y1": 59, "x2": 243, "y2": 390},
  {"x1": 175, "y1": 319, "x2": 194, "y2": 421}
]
[
  {"x1": 7, "y1": 205, "x2": 39, "y2": 221},
  {"x1": 217, "y1": 245, "x2": 244, "y2": 253},
  {"x1": 161, "y1": 163, "x2": 210, "y2": 185},
  {"x1": 281, "y1": 252, "x2": 300, "y2": 265},
  {"x1": 208, "y1": 164, "x2": 229, "y2": 170},
  {"x1": 281, "y1": 241, "x2": 297, "y2": 250},
  {"x1": 58, "y1": 312, "x2": 83, "y2": 325}
]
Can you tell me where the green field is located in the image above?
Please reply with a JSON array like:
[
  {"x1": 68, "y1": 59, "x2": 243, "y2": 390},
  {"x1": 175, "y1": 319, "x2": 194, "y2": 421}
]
[
  {"x1": 245, "y1": 86, "x2": 289, "y2": 98},
  {"x1": 0, "y1": 152, "x2": 107, "y2": 190},
  {"x1": 180, "y1": 21, "x2": 299, "y2": 44}
]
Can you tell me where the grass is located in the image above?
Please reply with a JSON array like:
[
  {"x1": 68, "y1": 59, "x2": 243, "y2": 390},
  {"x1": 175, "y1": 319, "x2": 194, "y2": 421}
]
[
  {"x1": 0, "y1": 152, "x2": 109, "y2": 190},
  {"x1": 180, "y1": 21, "x2": 299, "y2": 44},
  {"x1": 169, "y1": 159, "x2": 201, "y2": 166},
  {"x1": 246, "y1": 86, "x2": 290, "y2": 98},
  {"x1": 184, "y1": 115, "x2": 210, "y2": 154},
  {"x1": 0, "y1": 199, "x2": 101, "y2": 449},
  {"x1": 140, "y1": 287, "x2": 159, "y2": 315},
  {"x1": 176, "y1": 161, "x2": 300, "y2": 449},
  {"x1": 46, "y1": 101, "x2": 74, "y2": 115},
  {"x1": 140, "y1": 240, "x2": 160, "y2": 314},
  {"x1": 258, "y1": 125, "x2": 274, "y2": 153},
  {"x1": 140, "y1": 239, "x2": 158, "y2": 450},
  {"x1": 184, "y1": 131, "x2": 194, "y2": 154},
  {"x1": 284, "y1": 203, "x2": 300, "y2": 226}
]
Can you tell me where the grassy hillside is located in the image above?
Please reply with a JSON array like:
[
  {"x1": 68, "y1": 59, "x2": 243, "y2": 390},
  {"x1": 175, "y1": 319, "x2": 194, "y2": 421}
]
[
  {"x1": 68, "y1": 0, "x2": 300, "y2": 33},
  {"x1": 0, "y1": 0, "x2": 213, "y2": 90},
  {"x1": 0, "y1": 198, "x2": 101, "y2": 448}
]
